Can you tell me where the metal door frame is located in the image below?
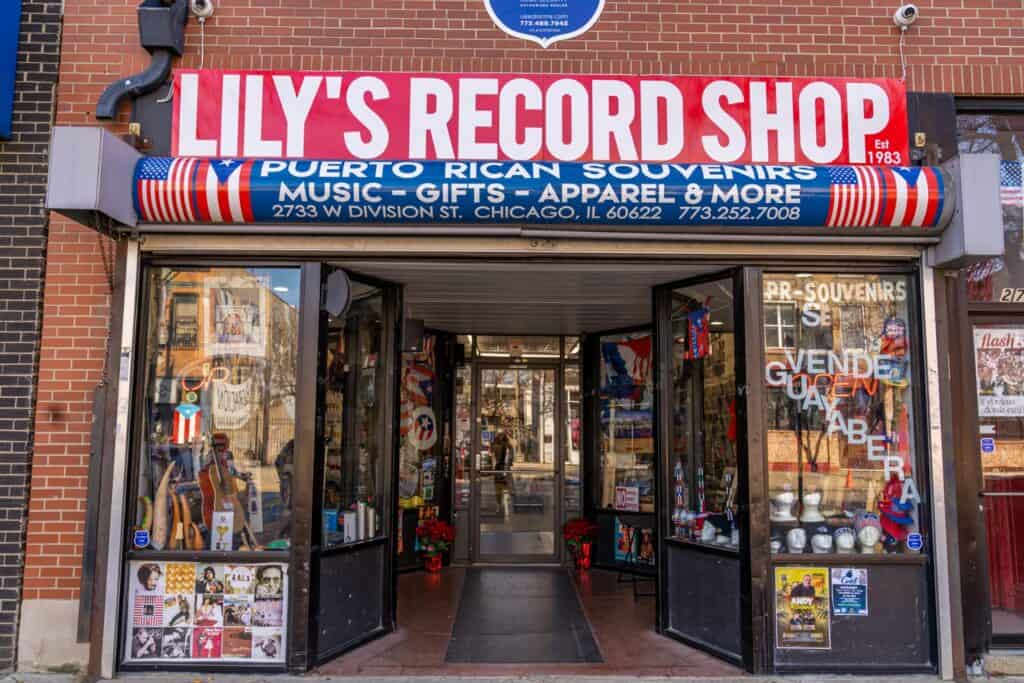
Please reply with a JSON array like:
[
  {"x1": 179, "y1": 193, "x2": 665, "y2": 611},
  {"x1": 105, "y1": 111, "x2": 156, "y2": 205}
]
[{"x1": 470, "y1": 359, "x2": 565, "y2": 564}]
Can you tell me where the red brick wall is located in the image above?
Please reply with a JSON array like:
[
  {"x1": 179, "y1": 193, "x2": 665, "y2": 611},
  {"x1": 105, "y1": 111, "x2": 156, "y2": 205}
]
[
  {"x1": 23, "y1": 222, "x2": 114, "y2": 602},
  {"x1": 27, "y1": 0, "x2": 1024, "y2": 601}
]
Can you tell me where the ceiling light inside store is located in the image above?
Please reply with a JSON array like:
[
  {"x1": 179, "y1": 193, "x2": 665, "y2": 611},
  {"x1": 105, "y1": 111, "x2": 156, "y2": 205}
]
[
  {"x1": 711, "y1": 321, "x2": 724, "y2": 326},
  {"x1": 795, "y1": 273, "x2": 813, "y2": 278}
]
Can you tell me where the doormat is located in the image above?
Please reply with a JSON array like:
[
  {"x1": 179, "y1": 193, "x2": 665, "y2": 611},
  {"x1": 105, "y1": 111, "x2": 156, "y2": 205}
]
[{"x1": 445, "y1": 566, "x2": 602, "y2": 663}]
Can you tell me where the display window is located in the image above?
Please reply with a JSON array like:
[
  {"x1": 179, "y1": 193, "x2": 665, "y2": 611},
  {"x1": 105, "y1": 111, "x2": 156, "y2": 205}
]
[
  {"x1": 320, "y1": 283, "x2": 387, "y2": 547},
  {"x1": 957, "y1": 113, "x2": 1024, "y2": 303},
  {"x1": 763, "y1": 273, "x2": 923, "y2": 556},
  {"x1": 132, "y1": 266, "x2": 299, "y2": 554},
  {"x1": 398, "y1": 333, "x2": 440, "y2": 511},
  {"x1": 596, "y1": 331, "x2": 654, "y2": 513},
  {"x1": 668, "y1": 278, "x2": 739, "y2": 549}
]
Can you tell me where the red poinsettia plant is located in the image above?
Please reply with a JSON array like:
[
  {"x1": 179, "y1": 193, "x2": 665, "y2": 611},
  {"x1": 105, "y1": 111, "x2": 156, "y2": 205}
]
[
  {"x1": 563, "y1": 517, "x2": 598, "y2": 552},
  {"x1": 416, "y1": 518, "x2": 456, "y2": 557}
]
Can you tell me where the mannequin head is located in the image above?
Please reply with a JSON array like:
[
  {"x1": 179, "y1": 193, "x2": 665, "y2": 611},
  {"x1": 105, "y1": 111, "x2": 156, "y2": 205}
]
[
  {"x1": 834, "y1": 527, "x2": 856, "y2": 553},
  {"x1": 858, "y1": 525, "x2": 881, "y2": 553},
  {"x1": 786, "y1": 527, "x2": 807, "y2": 553}
]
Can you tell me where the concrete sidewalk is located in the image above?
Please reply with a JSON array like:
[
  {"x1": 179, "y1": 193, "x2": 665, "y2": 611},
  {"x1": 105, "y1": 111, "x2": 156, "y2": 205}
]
[{"x1": 4, "y1": 675, "x2": 1024, "y2": 683}]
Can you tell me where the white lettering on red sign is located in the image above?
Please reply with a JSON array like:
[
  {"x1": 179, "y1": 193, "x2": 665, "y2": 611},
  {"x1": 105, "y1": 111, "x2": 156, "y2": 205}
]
[{"x1": 173, "y1": 70, "x2": 909, "y2": 165}]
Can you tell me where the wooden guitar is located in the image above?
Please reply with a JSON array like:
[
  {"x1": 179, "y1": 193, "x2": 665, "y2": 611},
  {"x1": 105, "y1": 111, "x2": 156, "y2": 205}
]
[{"x1": 203, "y1": 449, "x2": 258, "y2": 549}]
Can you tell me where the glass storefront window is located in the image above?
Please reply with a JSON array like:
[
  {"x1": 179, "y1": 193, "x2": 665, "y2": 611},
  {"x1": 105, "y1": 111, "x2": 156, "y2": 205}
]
[
  {"x1": 763, "y1": 273, "x2": 923, "y2": 556},
  {"x1": 452, "y1": 363, "x2": 472, "y2": 511},
  {"x1": 669, "y1": 279, "x2": 739, "y2": 549},
  {"x1": 321, "y1": 283, "x2": 386, "y2": 547},
  {"x1": 957, "y1": 113, "x2": 1024, "y2": 302},
  {"x1": 133, "y1": 267, "x2": 298, "y2": 553},
  {"x1": 596, "y1": 331, "x2": 655, "y2": 513}
]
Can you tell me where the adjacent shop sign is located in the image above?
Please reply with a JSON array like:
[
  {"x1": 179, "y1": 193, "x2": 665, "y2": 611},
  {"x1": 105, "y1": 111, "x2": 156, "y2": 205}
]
[
  {"x1": 974, "y1": 327, "x2": 1024, "y2": 417},
  {"x1": 173, "y1": 70, "x2": 910, "y2": 166},
  {"x1": 133, "y1": 158, "x2": 949, "y2": 232},
  {"x1": 0, "y1": 0, "x2": 20, "y2": 140},
  {"x1": 484, "y1": 0, "x2": 604, "y2": 47}
]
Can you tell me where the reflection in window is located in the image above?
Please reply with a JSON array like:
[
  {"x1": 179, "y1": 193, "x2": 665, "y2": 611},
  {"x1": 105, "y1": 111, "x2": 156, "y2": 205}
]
[
  {"x1": 764, "y1": 273, "x2": 923, "y2": 556},
  {"x1": 669, "y1": 281, "x2": 738, "y2": 549},
  {"x1": 957, "y1": 113, "x2": 1024, "y2": 302},
  {"x1": 134, "y1": 267, "x2": 299, "y2": 552},
  {"x1": 321, "y1": 285, "x2": 386, "y2": 547},
  {"x1": 764, "y1": 302, "x2": 797, "y2": 348},
  {"x1": 597, "y1": 332, "x2": 654, "y2": 513}
]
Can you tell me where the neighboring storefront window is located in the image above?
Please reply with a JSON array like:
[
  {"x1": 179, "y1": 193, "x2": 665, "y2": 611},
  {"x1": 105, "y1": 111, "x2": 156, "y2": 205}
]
[
  {"x1": 321, "y1": 284, "x2": 386, "y2": 547},
  {"x1": 126, "y1": 266, "x2": 298, "y2": 665},
  {"x1": 958, "y1": 113, "x2": 1024, "y2": 302},
  {"x1": 596, "y1": 331, "x2": 654, "y2": 513},
  {"x1": 669, "y1": 279, "x2": 739, "y2": 549},
  {"x1": 972, "y1": 323, "x2": 1024, "y2": 638},
  {"x1": 763, "y1": 273, "x2": 924, "y2": 555}
]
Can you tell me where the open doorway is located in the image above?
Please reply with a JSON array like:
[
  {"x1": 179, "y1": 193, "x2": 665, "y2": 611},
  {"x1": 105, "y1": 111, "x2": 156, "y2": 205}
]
[{"x1": 312, "y1": 259, "x2": 752, "y2": 674}]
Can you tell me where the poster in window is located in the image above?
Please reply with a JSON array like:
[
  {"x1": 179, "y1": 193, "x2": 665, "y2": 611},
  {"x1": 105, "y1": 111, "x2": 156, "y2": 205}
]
[
  {"x1": 774, "y1": 567, "x2": 831, "y2": 649},
  {"x1": 203, "y1": 276, "x2": 268, "y2": 358},
  {"x1": 614, "y1": 517, "x2": 637, "y2": 562},
  {"x1": 123, "y1": 561, "x2": 287, "y2": 664},
  {"x1": 975, "y1": 327, "x2": 1024, "y2": 417}
]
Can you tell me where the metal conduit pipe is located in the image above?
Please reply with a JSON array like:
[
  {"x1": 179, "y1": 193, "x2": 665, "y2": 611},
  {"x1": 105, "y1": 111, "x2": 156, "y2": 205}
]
[
  {"x1": 96, "y1": 50, "x2": 174, "y2": 120},
  {"x1": 96, "y1": 0, "x2": 188, "y2": 120}
]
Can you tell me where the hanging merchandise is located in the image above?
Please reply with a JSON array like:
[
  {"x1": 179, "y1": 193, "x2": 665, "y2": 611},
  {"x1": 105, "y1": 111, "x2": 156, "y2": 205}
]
[
  {"x1": 601, "y1": 336, "x2": 651, "y2": 399},
  {"x1": 685, "y1": 305, "x2": 711, "y2": 360},
  {"x1": 212, "y1": 376, "x2": 253, "y2": 430},
  {"x1": 408, "y1": 406, "x2": 438, "y2": 451},
  {"x1": 172, "y1": 404, "x2": 201, "y2": 445},
  {"x1": 878, "y1": 474, "x2": 914, "y2": 549},
  {"x1": 877, "y1": 316, "x2": 910, "y2": 388}
]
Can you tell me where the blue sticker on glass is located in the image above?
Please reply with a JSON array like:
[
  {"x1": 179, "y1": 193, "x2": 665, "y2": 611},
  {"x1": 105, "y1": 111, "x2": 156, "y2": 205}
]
[
  {"x1": 906, "y1": 533, "x2": 923, "y2": 552},
  {"x1": 133, "y1": 529, "x2": 150, "y2": 549},
  {"x1": 484, "y1": 0, "x2": 604, "y2": 48},
  {"x1": 981, "y1": 437, "x2": 996, "y2": 454}
]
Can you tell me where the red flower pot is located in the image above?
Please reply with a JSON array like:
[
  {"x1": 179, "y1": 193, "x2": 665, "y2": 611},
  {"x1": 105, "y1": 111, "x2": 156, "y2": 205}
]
[
  {"x1": 424, "y1": 554, "x2": 442, "y2": 573},
  {"x1": 575, "y1": 541, "x2": 592, "y2": 571}
]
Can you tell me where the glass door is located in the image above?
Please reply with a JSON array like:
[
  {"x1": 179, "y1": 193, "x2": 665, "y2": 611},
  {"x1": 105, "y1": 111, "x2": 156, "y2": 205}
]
[
  {"x1": 973, "y1": 322, "x2": 1024, "y2": 646},
  {"x1": 310, "y1": 268, "x2": 402, "y2": 662},
  {"x1": 473, "y1": 364, "x2": 562, "y2": 563},
  {"x1": 654, "y1": 269, "x2": 750, "y2": 667}
]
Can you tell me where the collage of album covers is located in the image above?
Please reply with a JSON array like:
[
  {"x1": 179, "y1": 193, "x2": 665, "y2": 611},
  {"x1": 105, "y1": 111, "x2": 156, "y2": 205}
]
[{"x1": 124, "y1": 561, "x2": 286, "y2": 663}]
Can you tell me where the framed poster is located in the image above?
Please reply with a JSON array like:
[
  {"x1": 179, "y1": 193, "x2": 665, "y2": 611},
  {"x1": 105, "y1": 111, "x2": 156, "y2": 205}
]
[
  {"x1": 774, "y1": 567, "x2": 831, "y2": 649},
  {"x1": 203, "y1": 275, "x2": 268, "y2": 358},
  {"x1": 124, "y1": 560, "x2": 287, "y2": 664}
]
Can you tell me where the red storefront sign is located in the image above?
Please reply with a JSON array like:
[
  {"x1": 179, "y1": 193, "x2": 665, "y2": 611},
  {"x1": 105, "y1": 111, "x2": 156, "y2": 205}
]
[{"x1": 173, "y1": 70, "x2": 909, "y2": 166}]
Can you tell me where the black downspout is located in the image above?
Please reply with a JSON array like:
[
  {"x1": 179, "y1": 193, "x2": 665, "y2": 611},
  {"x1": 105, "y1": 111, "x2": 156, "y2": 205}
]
[{"x1": 96, "y1": 0, "x2": 188, "y2": 120}]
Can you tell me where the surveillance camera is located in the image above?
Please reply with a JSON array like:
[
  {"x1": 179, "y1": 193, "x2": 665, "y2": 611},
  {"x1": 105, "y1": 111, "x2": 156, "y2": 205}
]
[
  {"x1": 190, "y1": 0, "x2": 214, "y2": 19},
  {"x1": 893, "y1": 4, "x2": 918, "y2": 29}
]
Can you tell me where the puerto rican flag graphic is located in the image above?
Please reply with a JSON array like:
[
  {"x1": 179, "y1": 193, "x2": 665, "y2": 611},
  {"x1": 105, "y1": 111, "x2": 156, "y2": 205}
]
[
  {"x1": 826, "y1": 166, "x2": 943, "y2": 228},
  {"x1": 172, "y1": 404, "x2": 201, "y2": 445},
  {"x1": 135, "y1": 157, "x2": 254, "y2": 223}
]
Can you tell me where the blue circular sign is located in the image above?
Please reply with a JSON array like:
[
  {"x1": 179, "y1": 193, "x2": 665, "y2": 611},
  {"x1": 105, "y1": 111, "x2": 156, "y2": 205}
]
[{"x1": 906, "y1": 532, "x2": 923, "y2": 552}]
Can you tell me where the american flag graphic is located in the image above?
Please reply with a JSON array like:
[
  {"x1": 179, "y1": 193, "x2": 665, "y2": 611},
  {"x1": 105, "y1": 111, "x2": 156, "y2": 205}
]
[
  {"x1": 135, "y1": 157, "x2": 254, "y2": 223},
  {"x1": 826, "y1": 166, "x2": 943, "y2": 228},
  {"x1": 1001, "y1": 160, "x2": 1024, "y2": 207},
  {"x1": 132, "y1": 594, "x2": 163, "y2": 627},
  {"x1": 172, "y1": 404, "x2": 201, "y2": 445}
]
